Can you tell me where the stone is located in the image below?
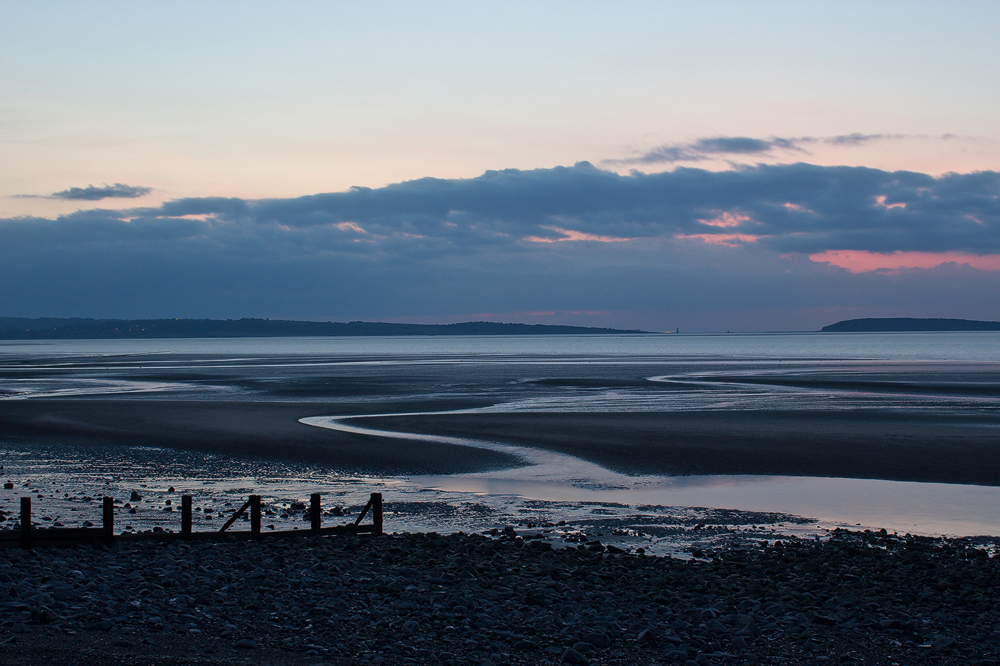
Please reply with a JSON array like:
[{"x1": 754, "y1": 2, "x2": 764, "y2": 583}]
[
  {"x1": 235, "y1": 638, "x2": 258, "y2": 649},
  {"x1": 933, "y1": 635, "x2": 957, "y2": 650},
  {"x1": 560, "y1": 648, "x2": 590, "y2": 665},
  {"x1": 87, "y1": 619, "x2": 114, "y2": 632},
  {"x1": 29, "y1": 607, "x2": 54, "y2": 624},
  {"x1": 581, "y1": 631, "x2": 610, "y2": 647},
  {"x1": 402, "y1": 620, "x2": 420, "y2": 635}
]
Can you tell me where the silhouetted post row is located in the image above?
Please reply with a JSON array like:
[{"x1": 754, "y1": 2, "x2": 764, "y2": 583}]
[{"x1": 3, "y1": 491, "x2": 385, "y2": 548}]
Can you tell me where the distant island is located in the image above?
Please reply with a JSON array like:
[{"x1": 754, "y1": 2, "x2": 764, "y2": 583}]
[
  {"x1": 0, "y1": 317, "x2": 647, "y2": 340},
  {"x1": 822, "y1": 317, "x2": 1000, "y2": 332}
]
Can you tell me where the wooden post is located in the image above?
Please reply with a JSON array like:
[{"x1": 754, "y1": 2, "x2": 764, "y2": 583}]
[
  {"x1": 103, "y1": 497, "x2": 114, "y2": 544},
  {"x1": 372, "y1": 492, "x2": 383, "y2": 536},
  {"x1": 250, "y1": 495, "x2": 261, "y2": 538},
  {"x1": 181, "y1": 495, "x2": 193, "y2": 538},
  {"x1": 310, "y1": 493, "x2": 321, "y2": 533},
  {"x1": 20, "y1": 497, "x2": 31, "y2": 549}
]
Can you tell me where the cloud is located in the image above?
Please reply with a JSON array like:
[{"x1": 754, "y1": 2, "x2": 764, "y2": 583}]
[
  {"x1": 13, "y1": 183, "x2": 153, "y2": 201},
  {"x1": 608, "y1": 133, "x2": 909, "y2": 165},
  {"x1": 1, "y1": 162, "x2": 998, "y2": 329}
]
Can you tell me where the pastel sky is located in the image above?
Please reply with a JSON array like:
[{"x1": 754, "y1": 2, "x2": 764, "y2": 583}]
[{"x1": 2, "y1": 2, "x2": 999, "y2": 331}]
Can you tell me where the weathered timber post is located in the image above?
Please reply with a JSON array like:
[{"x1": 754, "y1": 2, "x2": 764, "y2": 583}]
[
  {"x1": 250, "y1": 495, "x2": 261, "y2": 538},
  {"x1": 372, "y1": 492, "x2": 383, "y2": 536},
  {"x1": 20, "y1": 497, "x2": 31, "y2": 549},
  {"x1": 181, "y1": 495, "x2": 193, "y2": 538},
  {"x1": 103, "y1": 497, "x2": 114, "y2": 544},
  {"x1": 310, "y1": 493, "x2": 321, "y2": 534}
]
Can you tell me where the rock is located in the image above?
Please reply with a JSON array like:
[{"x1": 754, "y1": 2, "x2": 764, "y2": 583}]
[
  {"x1": 525, "y1": 590, "x2": 548, "y2": 606},
  {"x1": 130, "y1": 491, "x2": 142, "y2": 501},
  {"x1": 706, "y1": 618, "x2": 728, "y2": 634},
  {"x1": 637, "y1": 627, "x2": 656, "y2": 644},
  {"x1": 581, "y1": 631, "x2": 610, "y2": 647},
  {"x1": 29, "y1": 607, "x2": 54, "y2": 624},
  {"x1": 235, "y1": 638, "x2": 258, "y2": 649},
  {"x1": 87, "y1": 619, "x2": 114, "y2": 632},
  {"x1": 933, "y1": 635, "x2": 957, "y2": 650},
  {"x1": 513, "y1": 639, "x2": 537, "y2": 650},
  {"x1": 560, "y1": 648, "x2": 590, "y2": 665},
  {"x1": 402, "y1": 620, "x2": 420, "y2": 635}
]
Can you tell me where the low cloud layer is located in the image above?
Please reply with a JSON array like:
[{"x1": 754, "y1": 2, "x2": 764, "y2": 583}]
[
  {"x1": 608, "y1": 134, "x2": 909, "y2": 165},
  {"x1": 15, "y1": 183, "x2": 153, "y2": 201},
  {"x1": 2, "y1": 163, "x2": 998, "y2": 330}
]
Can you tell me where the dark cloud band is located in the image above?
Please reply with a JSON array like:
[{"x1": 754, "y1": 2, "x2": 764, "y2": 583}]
[
  {"x1": 608, "y1": 134, "x2": 911, "y2": 165},
  {"x1": 1, "y1": 163, "x2": 997, "y2": 326},
  {"x1": 13, "y1": 183, "x2": 153, "y2": 201}
]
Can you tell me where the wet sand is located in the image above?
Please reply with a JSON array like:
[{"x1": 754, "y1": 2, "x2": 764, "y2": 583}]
[
  {"x1": 2, "y1": 399, "x2": 999, "y2": 486},
  {"x1": 0, "y1": 399, "x2": 514, "y2": 475},
  {"x1": 364, "y1": 410, "x2": 1000, "y2": 486}
]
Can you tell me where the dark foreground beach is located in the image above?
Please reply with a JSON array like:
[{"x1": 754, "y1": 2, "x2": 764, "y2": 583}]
[
  {"x1": 2, "y1": 399, "x2": 1000, "y2": 485},
  {"x1": 3, "y1": 530, "x2": 1000, "y2": 666}
]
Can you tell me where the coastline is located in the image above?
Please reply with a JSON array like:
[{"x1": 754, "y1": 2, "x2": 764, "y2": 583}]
[
  {"x1": 0, "y1": 399, "x2": 515, "y2": 476},
  {"x1": 5, "y1": 398, "x2": 996, "y2": 486},
  {"x1": 359, "y1": 410, "x2": 1000, "y2": 486}
]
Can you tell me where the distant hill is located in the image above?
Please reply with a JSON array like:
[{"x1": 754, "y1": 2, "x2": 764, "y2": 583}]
[
  {"x1": 822, "y1": 318, "x2": 1000, "y2": 332},
  {"x1": 0, "y1": 317, "x2": 647, "y2": 340}
]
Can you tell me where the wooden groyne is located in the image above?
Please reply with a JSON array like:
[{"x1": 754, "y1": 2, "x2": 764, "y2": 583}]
[{"x1": 0, "y1": 492, "x2": 383, "y2": 549}]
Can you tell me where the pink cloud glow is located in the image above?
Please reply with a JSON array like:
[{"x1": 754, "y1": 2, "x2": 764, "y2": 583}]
[
  {"x1": 677, "y1": 233, "x2": 760, "y2": 247},
  {"x1": 783, "y1": 202, "x2": 816, "y2": 214},
  {"x1": 524, "y1": 226, "x2": 636, "y2": 243},
  {"x1": 697, "y1": 211, "x2": 752, "y2": 228},
  {"x1": 334, "y1": 221, "x2": 367, "y2": 233},
  {"x1": 874, "y1": 195, "x2": 906, "y2": 210},
  {"x1": 810, "y1": 250, "x2": 1000, "y2": 272}
]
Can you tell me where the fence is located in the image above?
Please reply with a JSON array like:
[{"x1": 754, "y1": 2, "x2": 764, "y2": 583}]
[{"x1": 0, "y1": 492, "x2": 383, "y2": 549}]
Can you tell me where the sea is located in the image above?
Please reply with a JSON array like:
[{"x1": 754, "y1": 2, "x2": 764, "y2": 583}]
[{"x1": 2, "y1": 331, "x2": 999, "y2": 555}]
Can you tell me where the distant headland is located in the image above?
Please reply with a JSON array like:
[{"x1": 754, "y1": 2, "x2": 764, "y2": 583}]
[
  {"x1": 822, "y1": 317, "x2": 1000, "y2": 332},
  {"x1": 0, "y1": 317, "x2": 647, "y2": 340}
]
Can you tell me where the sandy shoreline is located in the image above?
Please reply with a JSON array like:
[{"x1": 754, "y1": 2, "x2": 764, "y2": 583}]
[
  {"x1": 1, "y1": 399, "x2": 999, "y2": 486},
  {"x1": 0, "y1": 399, "x2": 513, "y2": 476},
  {"x1": 362, "y1": 410, "x2": 1000, "y2": 486}
]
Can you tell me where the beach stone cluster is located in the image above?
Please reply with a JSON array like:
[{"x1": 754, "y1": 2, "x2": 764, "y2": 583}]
[{"x1": 2, "y1": 529, "x2": 999, "y2": 665}]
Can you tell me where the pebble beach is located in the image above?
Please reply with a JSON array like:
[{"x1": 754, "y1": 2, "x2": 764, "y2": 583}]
[{"x1": 3, "y1": 528, "x2": 1000, "y2": 666}]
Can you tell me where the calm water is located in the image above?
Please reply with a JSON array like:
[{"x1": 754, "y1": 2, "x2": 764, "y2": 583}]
[
  {"x1": 2, "y1": 330, "x2": 999, "y2": 360},
  {"x1": 2, "y1": 332, "x2": 1000, "y2": 552}
]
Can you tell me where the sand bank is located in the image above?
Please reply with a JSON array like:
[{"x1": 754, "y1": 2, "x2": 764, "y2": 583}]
[{"x1": 2, "y1": 400, "x2": 999, "y2": 486}]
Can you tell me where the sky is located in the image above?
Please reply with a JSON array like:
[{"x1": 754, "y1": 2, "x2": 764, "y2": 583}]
[{"x1": 2, "y1": 1, "x2": 999, "y2": 332}]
